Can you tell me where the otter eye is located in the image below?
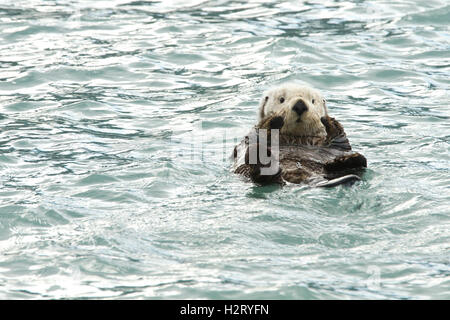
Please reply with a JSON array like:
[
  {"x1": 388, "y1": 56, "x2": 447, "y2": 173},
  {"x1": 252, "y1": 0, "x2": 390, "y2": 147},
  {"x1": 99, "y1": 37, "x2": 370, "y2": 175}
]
[
  {"x1": 312, "y1": 99, "x2": 315, "y2": 104},
  {"x1": 279, "y1": 97, "x2": 285, "y2": 103},
  {"x1": 265, "y1": 96, "x2": 269, "y2": 101}
]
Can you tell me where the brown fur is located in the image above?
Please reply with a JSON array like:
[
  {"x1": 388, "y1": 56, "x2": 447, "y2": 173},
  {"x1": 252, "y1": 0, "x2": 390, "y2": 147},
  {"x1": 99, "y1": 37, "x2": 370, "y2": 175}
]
[{"x1": 232, "y1": 113, "x2": 367, "y2": 186}]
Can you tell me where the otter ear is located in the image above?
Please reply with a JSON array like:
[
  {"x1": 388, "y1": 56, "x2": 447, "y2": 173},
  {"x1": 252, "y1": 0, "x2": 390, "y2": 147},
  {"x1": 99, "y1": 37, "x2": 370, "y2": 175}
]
[{"x1": 259, "y1": 95, "x2": 269, "y2": 120}]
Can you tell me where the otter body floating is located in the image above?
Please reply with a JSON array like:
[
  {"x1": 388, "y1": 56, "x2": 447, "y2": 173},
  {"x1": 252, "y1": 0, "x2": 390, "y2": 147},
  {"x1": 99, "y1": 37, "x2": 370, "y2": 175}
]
[{"x1": 232, "y1": 84, "x2": 367, "y2": 187}]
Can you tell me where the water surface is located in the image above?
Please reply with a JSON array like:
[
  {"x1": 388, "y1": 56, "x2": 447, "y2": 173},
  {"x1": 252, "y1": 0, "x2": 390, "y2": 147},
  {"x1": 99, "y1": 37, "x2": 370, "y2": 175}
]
[{"x1": 0, "y1": 0, "x2": 449, "y2": 299}]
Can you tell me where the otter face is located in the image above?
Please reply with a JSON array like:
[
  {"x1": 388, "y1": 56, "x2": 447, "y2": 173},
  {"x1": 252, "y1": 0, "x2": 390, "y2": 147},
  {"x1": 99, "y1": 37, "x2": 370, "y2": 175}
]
[{"x1": 258, "y1": 84, "x2": 328, "y2": 137}]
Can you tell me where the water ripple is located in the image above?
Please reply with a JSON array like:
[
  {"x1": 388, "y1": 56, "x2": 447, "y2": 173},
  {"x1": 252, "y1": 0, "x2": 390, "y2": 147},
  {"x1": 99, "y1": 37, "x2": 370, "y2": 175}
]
[{"x1": 0, "y1": 0, "x2": 449, "y2": 299}]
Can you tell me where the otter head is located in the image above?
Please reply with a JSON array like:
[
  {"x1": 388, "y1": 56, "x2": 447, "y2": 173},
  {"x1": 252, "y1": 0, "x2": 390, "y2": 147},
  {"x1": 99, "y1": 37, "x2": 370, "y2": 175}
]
[{"x1": 258, "y1": 84, "x2": 328, "y2": 138}]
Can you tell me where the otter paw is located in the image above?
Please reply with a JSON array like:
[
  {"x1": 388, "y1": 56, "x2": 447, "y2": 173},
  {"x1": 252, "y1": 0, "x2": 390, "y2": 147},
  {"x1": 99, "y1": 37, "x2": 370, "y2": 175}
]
[{"x1": 324, "y1": 153, "x2": 367, "y2": 172}]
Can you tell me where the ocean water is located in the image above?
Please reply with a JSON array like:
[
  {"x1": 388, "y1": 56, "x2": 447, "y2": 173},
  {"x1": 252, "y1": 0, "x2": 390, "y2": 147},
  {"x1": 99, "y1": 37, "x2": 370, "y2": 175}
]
[{"x1": 0, "y1": 0, "x2": 449, "y2": 299}]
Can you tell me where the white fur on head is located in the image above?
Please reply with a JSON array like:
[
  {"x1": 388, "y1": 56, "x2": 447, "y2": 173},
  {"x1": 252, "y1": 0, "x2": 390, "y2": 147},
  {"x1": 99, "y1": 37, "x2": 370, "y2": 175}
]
[{"x1": 258, "y1": 83, "x2": 328, "y2": 138}]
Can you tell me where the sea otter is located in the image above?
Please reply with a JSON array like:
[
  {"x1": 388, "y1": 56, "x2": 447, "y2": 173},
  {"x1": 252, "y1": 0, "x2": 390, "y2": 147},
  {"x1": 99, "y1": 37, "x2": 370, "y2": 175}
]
[{"x1": 232, "y1": 84, "x2": 367, "y2": 187}]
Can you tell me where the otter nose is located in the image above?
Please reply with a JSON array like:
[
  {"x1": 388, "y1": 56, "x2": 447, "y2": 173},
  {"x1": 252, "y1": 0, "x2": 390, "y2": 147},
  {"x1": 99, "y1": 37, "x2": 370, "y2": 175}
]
[{"x1": 292, "y1": 99, "x2": 308, "y2": 116}]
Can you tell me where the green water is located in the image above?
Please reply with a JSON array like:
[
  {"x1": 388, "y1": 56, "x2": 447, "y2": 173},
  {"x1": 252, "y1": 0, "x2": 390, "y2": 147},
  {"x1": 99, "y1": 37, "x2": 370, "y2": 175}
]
[{"x1": 0, "y1": 0, "x2": 449, "y2": 299}]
